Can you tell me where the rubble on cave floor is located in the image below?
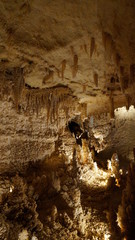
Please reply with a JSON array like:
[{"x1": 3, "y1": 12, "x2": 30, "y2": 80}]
[{"x1": 0, "y1": 146, "x2": 127, "y2": 240}]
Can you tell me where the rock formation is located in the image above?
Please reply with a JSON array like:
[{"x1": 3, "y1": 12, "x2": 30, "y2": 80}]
[{"x1": 0, "y1": 0, "x2": 135, "y2": 239}]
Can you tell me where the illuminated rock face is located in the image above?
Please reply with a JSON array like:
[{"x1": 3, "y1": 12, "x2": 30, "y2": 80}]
[{"x1": 0, "y1": 1, "x2": 135, "y2": 239}]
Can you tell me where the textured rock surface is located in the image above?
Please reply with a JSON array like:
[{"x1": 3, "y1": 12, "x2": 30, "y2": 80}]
[
  {"x1": 0, "y1": 0, "x2": 135, "y2": 113},
  {"x1": 0, "y1": 148, "x2": 115, "y2": 240},
  {"x1": 0, "y1": 1, "x2": 135, "y2": 239},
  {"x1": 0, "y1": 80, "x2": 82, "y2": 172}
]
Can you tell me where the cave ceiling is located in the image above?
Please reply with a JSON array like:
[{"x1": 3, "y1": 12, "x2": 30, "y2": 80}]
[{"x1": 0, "y1": 0, "x2": 135, "y2": 115}]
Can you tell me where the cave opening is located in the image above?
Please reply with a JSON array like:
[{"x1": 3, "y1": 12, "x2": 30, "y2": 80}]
[{"x1": 68, "y1": 120, "x2": 88, "y2": 146}]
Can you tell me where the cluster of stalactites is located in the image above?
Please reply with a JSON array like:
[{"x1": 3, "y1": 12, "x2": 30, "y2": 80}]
[
  {"x1": 102, "y1": 31, "x2": 135, "y2": 114},
  {"x1": 22, "y1": 87, "x2": 72, "y2": 124},
  {"x1": 0, "y1": 67, "x2": 80, "y2": 125}
]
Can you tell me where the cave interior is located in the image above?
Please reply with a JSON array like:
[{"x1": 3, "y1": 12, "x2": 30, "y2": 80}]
[{"x1": 0, "y1": 1, "x2": 135, "y2": 240}]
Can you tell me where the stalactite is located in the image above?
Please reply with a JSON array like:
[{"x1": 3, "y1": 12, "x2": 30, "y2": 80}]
[
  {"x1": 51, "y1": 94, "x2": 55, "y2": 123},
  {"x1": 107, "y1": 38, "x2": 114, "y2": 59},
  {"x1": 90, "y1": 37, "x2": 95, "y2": 58},
  {"x1": 80, "y1": 103, "x2": 87, "y2": 120},
  {"x1": 130, "y1": 64, "x2": 135, "y2": 84},
  {"x1": 120, "y1": 66, "x2": 124, "y2": 76},
  {"x1": 41, "y1": 93, "x2": 45, "y2": 106},
  {"x1": 36, "y1": 94, "x2": 42, "y2": 116},
  {"x1": 35, "y1": 96, "x2": 39, "y2": 116},
  {"x1": 1, "y1": 77, "x2": 75, "y2": 125},
  {"x1": 102, "y1": 31, "x2": 114, "y2": 59},
  {"x1": 114, "y1": 53, "x2": 121, "y2": 67},
  {"x1": 12, "y1": 68, "x2": 24, "y2": 110},
  {"x1": 83, "y1": 85, "x2": 86, "y2": 93},
  {"x1": 102, "y1": 31, "x2": 106, "y2": 49},
  {"x1": 80, "y1": 45, "x2": 83, "y2": 51},
  {"x1": 57, "y1": 69, "x2": 61, "y2": 78},
  {"x1": 26, "y1": 92, "x2": 30, "y2": 108},
  {"x1": 54, "y1": 95, "x2": 59, "y2": 121},
  {"x1": 65, "y1": 106, "x2": 69, "y2": 121},
  {"x1": 61, "y1": 59, "x2": 66, "y2": 80},
  {"x1": 84, "y1": 44, "x2": 88, "y2": 54},
  {"x1": 47, "y1": 98, "x2": 51, "y2": 125},
  {"x1": 119, "y1": 66, "x2": 125, "y2": 92},
  {"x1": 30, "y1": 92, "x2": 34, "y2": 113},
  {"x1": 55, "y1": 97, "x2": 59, "y2": 126},
  {"x1": 51, "y1": 94, "x2": 56, "y2": 123},
  {"x1": 102, "y1": 31, "x2": 109, "y2": 50},
  {"x1": 72, "y1": 54, "x2": 78, "y2": 78},
  {"x1": 42, "y1": 70, "x2": 54, "y2": 84},
  {"x1": 70, "y1": 46, "x2": 74, "y2": 55},
  {"x1": 20, "y1": 1, "x2": 31, "y2": 13},
  {"x1": 93, "y1": 72, "x2": 98, "y2": 87},
  {"x1": 109, "y1": 95, "x2": 114, "y2": 119},
  {"x1": 125, "y1": 95, "x2": 130, "y2": 110},
  {"x1": 50, "y1": 100, "x2": 53, "y2": 124},
  {"x1": 124, "y1": 75, "x2": 129, "y2": 89}
]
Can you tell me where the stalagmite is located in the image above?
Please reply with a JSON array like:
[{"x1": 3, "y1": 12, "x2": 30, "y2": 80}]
[{"x1": 81, "y1": 139, "x2": 89, "y2": 164}]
